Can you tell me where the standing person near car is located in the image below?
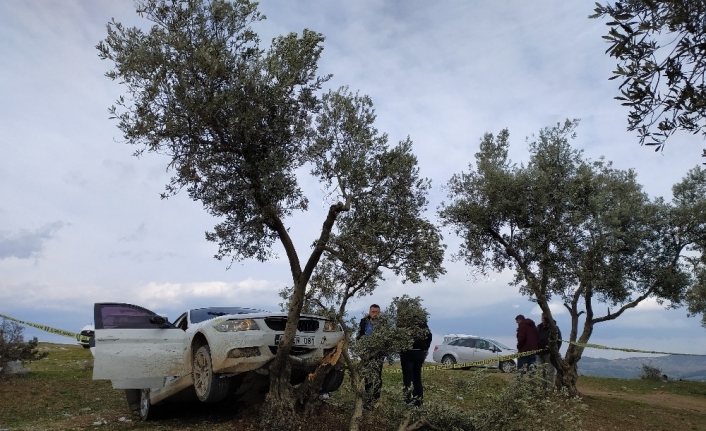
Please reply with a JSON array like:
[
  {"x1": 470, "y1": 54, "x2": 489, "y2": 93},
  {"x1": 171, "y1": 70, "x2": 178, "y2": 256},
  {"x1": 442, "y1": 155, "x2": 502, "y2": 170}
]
[
  {"x1": 357, "y1": 304, "x2": 383, "y2": 409},
  {"x1": 537, "y1": 314, "x2": 562, "y2": 390},
  {"x1": 399, "y1": 313, "x2": 432, "y2": 407},
  {"x1": 515, "y1": 314, "x2": 539, "y2": 373}
]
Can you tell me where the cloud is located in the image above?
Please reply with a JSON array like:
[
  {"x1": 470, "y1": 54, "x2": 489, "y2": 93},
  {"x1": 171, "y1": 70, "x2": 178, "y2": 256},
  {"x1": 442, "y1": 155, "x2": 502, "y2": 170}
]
[
  {"x1": 530, "y1": 302, "x2": 568, "y2": 317},
  {"x1": 131, "y1": 279, "x2": 286, "y2": 311},
  {"x1": 118, "y1": 223, "x2": 148, "y2": 242},
  {"x1": 0, "y1": 222, "x2": 67, "y2": 260}
]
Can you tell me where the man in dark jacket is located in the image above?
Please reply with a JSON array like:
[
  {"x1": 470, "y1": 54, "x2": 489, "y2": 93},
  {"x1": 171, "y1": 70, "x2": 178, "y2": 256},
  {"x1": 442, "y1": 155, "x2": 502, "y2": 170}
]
[
  {"x1": 515, "y1": 314, "x2": 539, "y2": 372},
  {"x1": 537, "y1": 314, "x2": 562, "y2": 390},
  {"x1": 400, "y1": 318, "x2": 433, "y2": 407},
  {"x1": 358, "y1": 304, "x2": 382, "y2": 409}
]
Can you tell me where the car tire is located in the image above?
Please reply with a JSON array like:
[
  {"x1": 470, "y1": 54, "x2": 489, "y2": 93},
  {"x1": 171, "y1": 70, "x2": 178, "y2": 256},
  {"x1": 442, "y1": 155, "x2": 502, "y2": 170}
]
[
  {"x1": 138, "y1": 388, "x2": 159, "y2": 421},
  {"x1": 321, "y1": 368, "x2": 345, "y2": 393},
  {"x1": 499, "y1": 360, "x2": 516, "y2": 373},
  {"x1": 193, "y1": 344, "x2": 230, "y2": 403},
  {"x1": 441, "y1": 355, "x2": 456, "y2": 365}
]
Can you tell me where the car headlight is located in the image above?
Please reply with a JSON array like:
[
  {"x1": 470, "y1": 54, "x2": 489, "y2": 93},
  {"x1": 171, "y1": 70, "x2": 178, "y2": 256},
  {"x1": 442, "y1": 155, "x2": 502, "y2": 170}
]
[
  {"x1": 213, "y1": 318, "x2": 260, "y2": 332},
  {"x1": 323, "y1": 320, "x2": 341, "y2": 332}
]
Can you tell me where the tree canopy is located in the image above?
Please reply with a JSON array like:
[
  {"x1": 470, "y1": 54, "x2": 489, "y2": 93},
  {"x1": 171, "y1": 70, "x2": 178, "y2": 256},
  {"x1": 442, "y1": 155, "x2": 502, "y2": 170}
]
[
  {"x1": 438, "y1": 120, "x2": 706, "y2": 394},
  {"x1": 591, "y1": 0, "x2": 706, "y2": 158}
]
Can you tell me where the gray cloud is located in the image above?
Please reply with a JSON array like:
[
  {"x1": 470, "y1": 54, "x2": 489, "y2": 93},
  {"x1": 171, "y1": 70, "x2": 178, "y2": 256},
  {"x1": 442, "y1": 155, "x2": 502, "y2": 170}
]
[{"x1": 0, "y1": 222, "x2": 67, "y2": 260}]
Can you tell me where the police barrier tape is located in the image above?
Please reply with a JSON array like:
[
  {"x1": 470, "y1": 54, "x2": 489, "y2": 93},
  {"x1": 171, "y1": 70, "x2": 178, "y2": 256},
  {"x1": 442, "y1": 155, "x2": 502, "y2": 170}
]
[
  {"x1": 0, "y1": 313, "x2": 90, "y2": 342},
  {"x1": 564, "y1": 340, "x2": 706, "y2": 357},
  {"x1": 2, "y1": 312, "x2": 705, "y2": 359},
  {"x1": 385, "y1": 349, "x2": 545, "y2": 373},
  {"x1": 386, "y1": 339, "x2": 706, "y2": 373}
]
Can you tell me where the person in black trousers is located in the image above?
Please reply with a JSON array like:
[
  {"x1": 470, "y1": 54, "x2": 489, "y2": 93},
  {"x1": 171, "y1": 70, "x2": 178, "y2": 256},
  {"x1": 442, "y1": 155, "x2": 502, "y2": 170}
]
[{"x1": 400, "y1": 317, "x2": 432, "y2": 407}]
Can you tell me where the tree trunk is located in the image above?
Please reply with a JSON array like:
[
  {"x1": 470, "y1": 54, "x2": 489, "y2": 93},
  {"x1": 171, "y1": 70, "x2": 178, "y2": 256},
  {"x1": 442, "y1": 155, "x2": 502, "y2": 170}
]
[
  {"x1": 348, "y1": 371, "x2": 366, "y2": 431},
  {"x1": 553, "y1": 335, "x2": 586, "y2": 397},
  {"x1": 260, "y1": 359, "x2": 300, "y2": 431},
  {"x1": 553, "y1": 358, "x2": 580, "y2": 396},
  {"x1": 259, "y1": 279, "x2": 308, "y2": 430}
]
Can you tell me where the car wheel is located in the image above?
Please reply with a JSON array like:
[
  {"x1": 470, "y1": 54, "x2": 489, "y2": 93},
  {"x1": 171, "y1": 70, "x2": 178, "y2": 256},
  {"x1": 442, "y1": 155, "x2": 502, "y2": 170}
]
[
  {"x1": 441, "y1": 355, "x2": 456, "y2": 365},
  {"x1": 499, "y1": 360, "x2": 516, "y2": 373},
  {"x1": 138, "y1": 389, "x2": 159, "y2": 421},
  {"x1": 321, "y1": 368, "x2": 345, "y2": 393},
  {"x1": 193, "y1": 344, "x2": 230, "y2": 403}
]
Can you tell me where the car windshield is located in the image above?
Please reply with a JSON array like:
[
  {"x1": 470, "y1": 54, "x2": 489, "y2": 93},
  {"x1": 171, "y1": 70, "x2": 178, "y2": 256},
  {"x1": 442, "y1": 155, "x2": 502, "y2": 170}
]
[
  {"x1": 190, "y1": 307, "x2": 264, "y2": 324},
  {"x1": 487, "y1": 339, "x2": 513, "y2": 350}
]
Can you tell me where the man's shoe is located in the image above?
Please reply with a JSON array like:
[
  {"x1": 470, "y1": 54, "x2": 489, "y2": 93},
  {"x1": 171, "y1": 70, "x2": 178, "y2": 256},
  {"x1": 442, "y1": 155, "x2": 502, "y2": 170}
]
[{"x1": 403, "y1": 386, "x2": 413, "y2": 404}]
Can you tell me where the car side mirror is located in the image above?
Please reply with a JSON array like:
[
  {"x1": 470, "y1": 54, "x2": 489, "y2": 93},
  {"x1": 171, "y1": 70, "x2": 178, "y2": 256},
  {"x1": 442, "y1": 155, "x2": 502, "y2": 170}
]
[{"x1": 150, "y1": 315, "x2": 167, "y2": 325}]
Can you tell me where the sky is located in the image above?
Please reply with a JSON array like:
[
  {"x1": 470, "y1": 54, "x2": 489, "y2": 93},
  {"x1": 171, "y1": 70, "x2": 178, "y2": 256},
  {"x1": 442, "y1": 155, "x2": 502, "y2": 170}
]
[{"x1": 1, "y1": 1, "x2": 705, "y2": 362}]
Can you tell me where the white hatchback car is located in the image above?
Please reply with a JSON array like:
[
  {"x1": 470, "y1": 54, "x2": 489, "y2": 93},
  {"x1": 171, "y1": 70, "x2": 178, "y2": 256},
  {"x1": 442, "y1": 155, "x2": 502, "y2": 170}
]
[
  {"x1": 432, "y1": 335, "x2": 517, "y2": 373},
  {"x1": 91, "y1": 302, "x2": 345, "y2": 420},
  {"x1": 76, "y1": 324, "x2": 94, "y2": 348}
]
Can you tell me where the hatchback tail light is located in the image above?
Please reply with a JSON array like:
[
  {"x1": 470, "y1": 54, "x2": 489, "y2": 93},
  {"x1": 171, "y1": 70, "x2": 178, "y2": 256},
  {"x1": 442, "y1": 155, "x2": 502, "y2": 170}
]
[{"x1": 434, "y1": 345, "x2": 438, "y2": 351}]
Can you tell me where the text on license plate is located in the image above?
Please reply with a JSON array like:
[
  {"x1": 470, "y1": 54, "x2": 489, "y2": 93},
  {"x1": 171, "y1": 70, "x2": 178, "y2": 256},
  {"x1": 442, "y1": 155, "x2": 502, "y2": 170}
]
[{"x1": 275, "y1": 334, "x2": 315, "y2": 346}]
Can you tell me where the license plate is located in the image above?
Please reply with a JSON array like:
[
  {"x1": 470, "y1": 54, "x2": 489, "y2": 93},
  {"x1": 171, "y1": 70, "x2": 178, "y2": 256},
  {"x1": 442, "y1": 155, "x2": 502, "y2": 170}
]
[{"x1": 275, "y1": 334, "x2": 315, "y2": 346}]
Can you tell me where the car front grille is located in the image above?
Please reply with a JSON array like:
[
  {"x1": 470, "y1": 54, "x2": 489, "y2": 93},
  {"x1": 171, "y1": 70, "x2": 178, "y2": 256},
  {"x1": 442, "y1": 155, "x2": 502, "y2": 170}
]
[{"x1": 264, "y1": 318, "x2": 319, "y2": 332}]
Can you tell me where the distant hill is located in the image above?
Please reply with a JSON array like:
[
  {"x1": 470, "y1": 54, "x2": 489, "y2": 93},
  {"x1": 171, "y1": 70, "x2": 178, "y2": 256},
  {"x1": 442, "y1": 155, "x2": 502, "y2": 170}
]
[{"x1": 578, "y1": 355, "x2": 706, "y2": 381}]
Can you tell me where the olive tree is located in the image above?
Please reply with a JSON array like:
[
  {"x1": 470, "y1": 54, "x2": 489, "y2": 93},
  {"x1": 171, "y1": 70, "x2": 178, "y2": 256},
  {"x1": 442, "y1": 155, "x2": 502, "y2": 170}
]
[
  {"x1": 96, "y1": 0, "x2": 444, "y2": 428},
  {"x1": 675, "y1": 167, "x2": 706, "y2": 328},
  {"x1": 438, "y1": 120, "x2": 705, "y2": 395},
  {"x1": 0, "y1": 320, "x2": 47, "y2": 373},
  {"x1": 591, "y1": 0, "x2": 706, "y2": 158}
]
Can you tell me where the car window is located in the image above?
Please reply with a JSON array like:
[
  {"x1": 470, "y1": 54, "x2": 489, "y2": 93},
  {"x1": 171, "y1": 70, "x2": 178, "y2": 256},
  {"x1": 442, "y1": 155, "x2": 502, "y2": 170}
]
[
  {"x1": 189, "y1": 307, "x2": 264, "y2": 324},
  {"x1": 173, "y1": 312, "x2": 188, "y2": 331},
  {"x1": 461, "y1": 338, "x2": 477, "y2": 348},
  {"x1": 448, "y1": 338, "x2": 464, "y2": 346},
  {"x1": 94, "y1": 303, "x2": 175, "y2": 330},
  {"x1": 476, "y1": 339, "x2": 489, "y2": 350},
  {"x1": 487, "y1": 339, "x2": 513, "y2": 350}
]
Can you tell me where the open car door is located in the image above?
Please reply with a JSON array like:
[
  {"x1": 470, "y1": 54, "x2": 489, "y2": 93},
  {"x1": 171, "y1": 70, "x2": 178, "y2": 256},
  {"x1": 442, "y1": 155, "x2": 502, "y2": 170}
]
[{"x1": 92, "y1": 303, "x2": 187, "y2": 389}]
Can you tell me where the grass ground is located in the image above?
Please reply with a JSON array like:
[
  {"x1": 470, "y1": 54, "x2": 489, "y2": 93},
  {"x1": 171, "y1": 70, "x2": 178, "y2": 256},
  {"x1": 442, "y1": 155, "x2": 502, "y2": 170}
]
[{"x1": 1, "y1": 343, "x2": 705, "y2": 430}]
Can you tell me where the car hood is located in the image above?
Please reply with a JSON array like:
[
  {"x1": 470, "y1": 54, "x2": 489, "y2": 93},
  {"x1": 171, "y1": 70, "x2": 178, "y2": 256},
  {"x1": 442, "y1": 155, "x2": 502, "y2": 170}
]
[{"x1": 195, "y1": 312, "x2": 330, "y2": 322}]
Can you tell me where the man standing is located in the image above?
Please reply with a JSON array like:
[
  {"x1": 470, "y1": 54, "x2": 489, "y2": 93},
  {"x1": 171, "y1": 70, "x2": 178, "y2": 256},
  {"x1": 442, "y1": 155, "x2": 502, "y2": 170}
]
[
  {"x1": 399, "y1": 315, "x2": 432, "y2": 407},
  {"x1": 515, "y1": 314, "x2": 539, "y2": 373},
  {"x1": 358, "y1": 304, "x2": 382, "y2": 409},
  {"x1": 537, "y1": 315, "x2": 562, "y2": 390}
]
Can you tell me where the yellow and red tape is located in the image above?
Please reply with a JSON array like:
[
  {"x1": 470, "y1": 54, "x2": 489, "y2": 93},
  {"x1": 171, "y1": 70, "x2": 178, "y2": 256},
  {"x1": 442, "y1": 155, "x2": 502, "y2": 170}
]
[
  {"x1": 1, "y1": 312, "x2": 704, "y2": 361},
  {"x1": 0, "y1": 313, "x2": 91, "y2": 342}
]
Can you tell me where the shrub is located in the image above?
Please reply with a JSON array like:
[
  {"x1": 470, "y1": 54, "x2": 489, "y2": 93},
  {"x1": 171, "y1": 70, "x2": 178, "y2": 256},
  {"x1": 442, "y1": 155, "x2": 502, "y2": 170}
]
[
  {"x1": 0, "y1": 319, "x2": 48, "y2": 372},
  {"x1": 376, "y1": 369, "x2": 586, "y2": 431},
  {"x1": 639, "y1": 362, "x2": 663, "y2": 381}
]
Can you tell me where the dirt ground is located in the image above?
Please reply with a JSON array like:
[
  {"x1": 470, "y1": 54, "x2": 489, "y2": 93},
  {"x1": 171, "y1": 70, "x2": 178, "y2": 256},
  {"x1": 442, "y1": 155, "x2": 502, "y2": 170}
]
[
  {"x1": 492, "y1": 371, "x2": 706, "y2": 414},
  {"x1": 578, "y1": 385, "x2": 706, "y2": 413}
]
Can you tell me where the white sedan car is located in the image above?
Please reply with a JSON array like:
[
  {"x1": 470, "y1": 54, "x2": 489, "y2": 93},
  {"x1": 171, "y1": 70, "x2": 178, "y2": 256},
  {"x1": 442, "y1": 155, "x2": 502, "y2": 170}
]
[
  {"x1": 432, "y1": 335, "x2": 517, "y2": 373},
  {"x1": 92, "y1": 302, "x2": 345, "y2": 420}
]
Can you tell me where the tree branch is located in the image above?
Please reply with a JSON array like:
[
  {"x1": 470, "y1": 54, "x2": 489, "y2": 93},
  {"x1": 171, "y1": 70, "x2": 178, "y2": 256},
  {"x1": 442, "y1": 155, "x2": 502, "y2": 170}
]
[{"x1": 592, "y1": 287, "x2": 655, "y2": 324}]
